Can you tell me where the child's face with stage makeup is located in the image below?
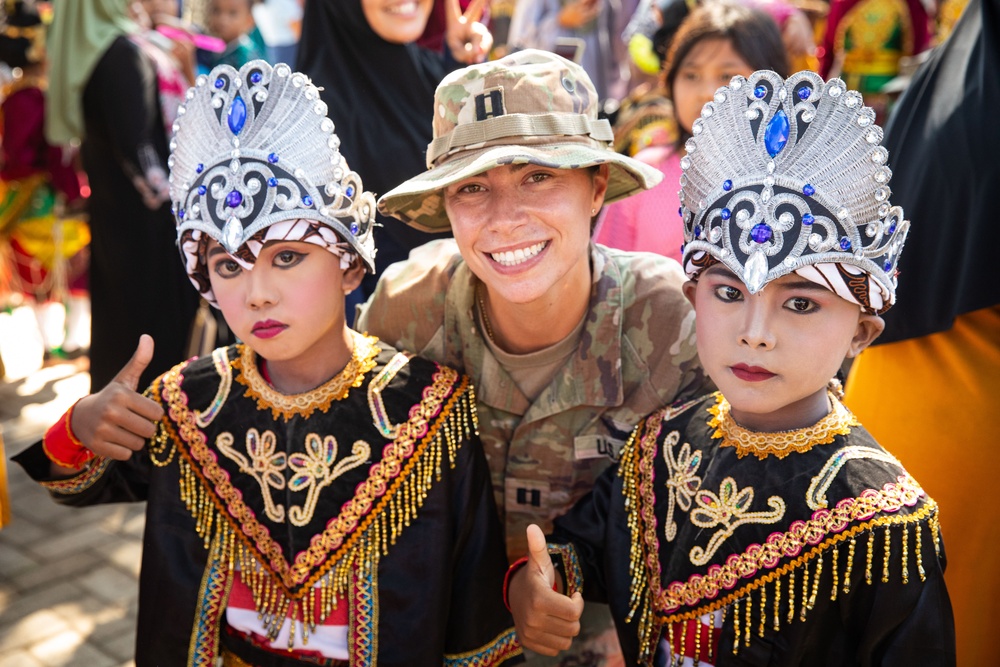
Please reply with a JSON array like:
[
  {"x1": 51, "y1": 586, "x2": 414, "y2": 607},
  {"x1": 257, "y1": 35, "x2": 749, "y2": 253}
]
[
  {"x1": 205, "y1": 239, "x2": 364, "y2": 392},
  {"x1": 683, "y1": 266, "x2": 883, "y2": 432}
]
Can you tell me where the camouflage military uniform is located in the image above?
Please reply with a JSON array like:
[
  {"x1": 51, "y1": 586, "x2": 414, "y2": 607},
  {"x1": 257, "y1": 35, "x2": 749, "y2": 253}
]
[{"x1": 357, "y1": 239, "x2": 708, "y2": 666}]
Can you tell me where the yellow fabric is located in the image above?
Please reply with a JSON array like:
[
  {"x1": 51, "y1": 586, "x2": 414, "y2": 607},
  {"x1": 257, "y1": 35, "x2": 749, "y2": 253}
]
[{"x1": 845, "y1": 305, "x2": 1000, "y2": 667}]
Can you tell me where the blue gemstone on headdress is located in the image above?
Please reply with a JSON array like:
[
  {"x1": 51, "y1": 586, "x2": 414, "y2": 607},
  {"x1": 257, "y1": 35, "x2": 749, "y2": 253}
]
[
  {"x1": 197, "y1": 185, "x2": 207, "y2": 196},
  {"x1": 268, "y1": 153, "x2": 279, "y2": 164},
  {"x1": 268, "y1": 177, "x2": 278, "y2": 187},
  {"x1": 195, "y1": 163, "x2": 204, "y2": 174},
  {"x1": 693, "y1": 225, "x2": 702, "y2": 238},
  {"x1": 884, "y1": 260, "x2": 892, "y2": 271},
  {"x1": 754, "y1": 85, "x2": 768, "y2": 99},
  {"x1": 802, "y1": 213, "x2": 815, "y2": 225},
  {"x1": 888, "y1": 221, "x2": 897, "y2": 234},
  {"x1": 721, "y1": 208, "x2": 732, "y2": 220},
  {"x1": 228, "y1": 96, "x2": 247, "y2": 135},
  {"x1": 839, "y1": 236, "x2": 852, "y2": 250},
  {"x1": 345, "y1": 186, "x2": 355, "y2": 197},
  {"x1": 250, "y1": 71, "x2": 262, "y2": 84},
  {"x1": 751, "y1": 223, "x2": 772, "y2": 244},
  {"x1": 803, "y1": 184, "x2": 815, "y2": 196},
  {"x1": 226, "y1": 190, "x2": 243, "y2": 208},
  {"x1": 214, "y1": 78, "x2": 225, "y2": 89},
  {"x1": 302, "y1": 195, "x2": 314, "y2": 207},
  {"x1": 797, "y1": 87, "x2": 811, "y2": 101},
  {"x1": 178, "y1": 209, "x2": 185, "y2": 219},
  {"x1": 763, "y1": 110, "x2": 790, "y2": 157},
  {"x1": 350, "y1": 222, "x2": 360, "y2": 235},
  {"x1": 678, "y1": 207, "x2": 683, "y2": 218},
  {"x1": 723, "y1": 180, "x2": 733, "y2": 191}
]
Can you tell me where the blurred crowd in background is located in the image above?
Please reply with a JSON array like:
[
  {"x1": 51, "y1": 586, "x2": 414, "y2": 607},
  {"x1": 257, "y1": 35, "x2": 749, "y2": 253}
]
[{"x1": 1, "y1": 0, "x2": 994, "y2": 664}]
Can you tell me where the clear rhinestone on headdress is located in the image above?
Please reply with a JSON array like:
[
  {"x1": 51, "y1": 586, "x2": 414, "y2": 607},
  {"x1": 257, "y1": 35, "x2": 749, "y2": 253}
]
[
  {"x1": 168, "y1": 60, "x2": 378, "y2": 271},
  {"x1": 679, "y1": 70, "x2": 909, "y2": 301}
]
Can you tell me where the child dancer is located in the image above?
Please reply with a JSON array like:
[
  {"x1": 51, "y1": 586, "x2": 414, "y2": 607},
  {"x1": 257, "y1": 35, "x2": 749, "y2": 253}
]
[
  {"x1": 508, "y1": 69, "x2": 955, "y2": 665},
  {"x1": 15, "y1": 61, "x2": 521, "y2": 667},
  {"x1": 596, "y1": 1, "x2": 789, "y2": 261}
]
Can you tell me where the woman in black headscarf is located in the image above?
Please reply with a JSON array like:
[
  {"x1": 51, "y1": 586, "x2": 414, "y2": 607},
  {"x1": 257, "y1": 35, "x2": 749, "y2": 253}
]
[
  {"x1": 843, "y1": 1, "x2": 1000, "y2": 664},
  {"x1": 296, "y1": 0, "x2": 490, "y2": 297}
]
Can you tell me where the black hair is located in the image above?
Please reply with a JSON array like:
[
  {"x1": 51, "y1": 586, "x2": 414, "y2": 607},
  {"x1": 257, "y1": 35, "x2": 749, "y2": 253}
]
[{"x1": 662, "y1": 2, "x2": 790, "y2": 149}]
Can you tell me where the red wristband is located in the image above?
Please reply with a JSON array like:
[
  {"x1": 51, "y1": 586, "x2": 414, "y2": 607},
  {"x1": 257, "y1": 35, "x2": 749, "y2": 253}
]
[
  {"x1": 502, "y1": 555, "x2": 559, "y2": 611},
  {"x1": 502, "y1": 557, "x2": 530, "y2": 611},
  {"x1": 43, "y1": 401, "x2": 94, "y2": 470}
]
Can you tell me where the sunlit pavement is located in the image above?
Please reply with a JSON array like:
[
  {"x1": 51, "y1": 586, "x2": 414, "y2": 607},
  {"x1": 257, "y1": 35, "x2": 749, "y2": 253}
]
[{"x1": 1, "y1": 330, "x2": 141, "y2": 665}]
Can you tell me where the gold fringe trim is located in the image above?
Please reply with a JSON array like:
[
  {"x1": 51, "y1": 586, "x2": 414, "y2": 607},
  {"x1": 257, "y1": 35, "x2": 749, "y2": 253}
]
[{"x1": 151, "y1": 360, "x2": 477, "y2": 643}]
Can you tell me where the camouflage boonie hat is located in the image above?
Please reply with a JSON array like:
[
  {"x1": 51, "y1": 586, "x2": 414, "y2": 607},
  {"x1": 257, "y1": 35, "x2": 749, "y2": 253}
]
[{"x1": 378, "y1": 49, "x2": 664, "y2": 232}]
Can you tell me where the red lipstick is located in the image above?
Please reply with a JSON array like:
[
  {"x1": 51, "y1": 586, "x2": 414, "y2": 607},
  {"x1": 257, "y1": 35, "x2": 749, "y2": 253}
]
[
  {"x1": 252, "y1": 319, "x2": 287, "y2": 339},
  {"x1": 730, "y1": 364, "x2": 776, "y2": 382}
]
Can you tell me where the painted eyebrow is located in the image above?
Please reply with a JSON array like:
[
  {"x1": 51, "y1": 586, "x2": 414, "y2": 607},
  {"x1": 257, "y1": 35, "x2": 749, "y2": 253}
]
[
  {"x1": 206, "y1": 245, "x2": 230, "y2": 259},
  {"x1": 775, "y1": 279, "x2": 832, "y2": 293}
]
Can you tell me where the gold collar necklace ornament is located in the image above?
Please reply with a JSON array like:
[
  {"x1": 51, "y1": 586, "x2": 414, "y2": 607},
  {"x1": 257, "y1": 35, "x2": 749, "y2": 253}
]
[
  {"x1": 234, "y1": 331, "x2": 381, "y2": 420},
  {"x1": 708, "y1": 391, "x2": 858, "y2": 460}
]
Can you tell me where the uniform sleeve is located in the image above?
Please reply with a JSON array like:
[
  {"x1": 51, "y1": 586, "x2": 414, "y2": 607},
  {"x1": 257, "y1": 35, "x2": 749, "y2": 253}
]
[
  {"x1": 444, "y1": 431, "x2": 524, "y2": 665},
  {"x1": 356, "y1": 239, "x2": 462, "y2": 361}
]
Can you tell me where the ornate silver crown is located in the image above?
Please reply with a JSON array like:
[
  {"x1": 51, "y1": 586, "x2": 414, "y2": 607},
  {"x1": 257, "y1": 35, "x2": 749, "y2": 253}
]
[
  {"x1": 680, "y1": 70, "x2": 908, "y2": 302},
  {"x1": 168, "y1": 60, "x2": 376, "y2": 270}
]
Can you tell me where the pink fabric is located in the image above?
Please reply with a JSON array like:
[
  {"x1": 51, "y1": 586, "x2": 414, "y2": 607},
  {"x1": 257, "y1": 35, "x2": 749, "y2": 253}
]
[{"x1": 593, "y1": 146, "x2": 685, "y2": 262}]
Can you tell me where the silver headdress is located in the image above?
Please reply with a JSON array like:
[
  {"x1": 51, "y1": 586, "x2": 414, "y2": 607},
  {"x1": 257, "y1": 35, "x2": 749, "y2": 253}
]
[
  {"x1": 680, "y1": 70, "x2": 909, "y2": 313},
  {"x1": 168, "y1": 60, "x2": 376, "y2": 271}
]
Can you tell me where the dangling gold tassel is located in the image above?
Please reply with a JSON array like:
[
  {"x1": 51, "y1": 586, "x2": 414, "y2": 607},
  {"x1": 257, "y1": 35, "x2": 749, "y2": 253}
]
[
  {"x1": 843, "y1": 537, "x2": 856, "y2": 595},
  {"x1": 882, "y1": 526, "x2": 892, "y2": 583},
  {"x1": 865, "y1": 531, "x2": 874, "y2": 585},
  {"x1": 787, "y1": 570, "x2": 796, "y2": 624},
  {"x1": 831, "y1": 546, "x2": 839, "y2": 601},
  {"x1": 773, "y1": 577, "x2": 781, "y2": 631},
  {"x1": 732, "y1": 598, "x2": 741, "y2": 655},
  {"x1": 808, "y1": 553, "x2": 823, "y2": 611},
  {"x1": 744, "y1": 589, "x2": 752, "y2": 647},
  {"x1": 916, "y1": 522, "x2": 926, "y2": 582},
  {"x1": 799, "y1": 561, "x2": 809, "y2": 621},
  {"x1": 759, "y1": 582, "x2": 767, "y2": 637}
]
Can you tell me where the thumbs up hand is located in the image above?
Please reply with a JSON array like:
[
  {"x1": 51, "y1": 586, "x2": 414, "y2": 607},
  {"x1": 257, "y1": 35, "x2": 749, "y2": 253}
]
[
  {"x1": 508, "y1": 524, "x2": 585, "y2": 656},
  {"x1": 70, "y1": 335, "x2": 165, "y2": 461}
]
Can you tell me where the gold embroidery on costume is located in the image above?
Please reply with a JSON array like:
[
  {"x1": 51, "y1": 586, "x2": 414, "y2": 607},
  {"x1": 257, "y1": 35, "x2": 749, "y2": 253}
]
[
  {"x1": 806, "y1": 445, "x2": 902, "y2": 510},
  {"x1": 233, "y1": 332, "x2": 380, "y2": 420},
  {"x1": 661, "y1": 432, "x2": 703, "y2": 542},
  {"x1": 368, "y1": 351, "x2": 414, "y2": 439},
  {"x1": 216, "y1": 429, "x2": 288, "y2": 522},
  {"x1": 196, "y1": 347, "x2": 233, "y2": 427},
  {"x1": 709, "y1": 392, "x2": 858, "y2": 460},
  {"x1": 153, "y1": 358, "x2": 478, "y2": 658},
  {"x1": 287, "y1": 434, "x2": 371, "y2": 526},
  {"x1": 689, "y1": 477, "x2": 785, "y2": 566}
]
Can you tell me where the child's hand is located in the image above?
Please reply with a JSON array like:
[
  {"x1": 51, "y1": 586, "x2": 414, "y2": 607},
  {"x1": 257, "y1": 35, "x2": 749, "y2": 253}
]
[
  {"x1": 71, "y1": 335, "x2": 164, "y2": 461},
  {"x1": 508, "y1": 524, "x2": 584, "y2": 656}
]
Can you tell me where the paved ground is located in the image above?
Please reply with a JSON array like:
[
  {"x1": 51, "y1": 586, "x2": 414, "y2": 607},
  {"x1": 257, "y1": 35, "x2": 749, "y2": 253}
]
[{"x1": 1, "y1": 356, "x2": 141, "y2": 667}]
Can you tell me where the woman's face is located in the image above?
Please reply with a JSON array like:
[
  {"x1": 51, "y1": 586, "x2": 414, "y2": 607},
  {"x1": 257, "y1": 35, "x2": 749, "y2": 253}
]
[
  {"x1": 672, "y1": 38, "x2": 755, "y2": 135},
  {"x1": 443, "y1": 164, "x2": 608, "y2": 310},
  {"x1": 361, "y1": 0, "x2": 434, "y2": 44}
]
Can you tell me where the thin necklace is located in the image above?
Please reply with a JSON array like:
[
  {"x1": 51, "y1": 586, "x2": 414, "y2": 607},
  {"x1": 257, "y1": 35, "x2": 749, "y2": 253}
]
[{"x1": 476, "y1": 284, "x2": 496, "y2": 342}]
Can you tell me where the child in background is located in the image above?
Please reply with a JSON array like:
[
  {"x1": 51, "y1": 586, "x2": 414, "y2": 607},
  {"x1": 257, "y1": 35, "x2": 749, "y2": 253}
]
[
  {"x1": 509, "y1": 69, "x2": 955, "y2": 665},
  {"x1": 596, "y1": 2, "x2": 788, "y2": 262},
  {"x1": 0, "y1": 0, "x2": 90, "y2": 364},
  {"x1": 200, "y1": 0, "x2": 265, "y2": 72},
  {"x1": 14, "y1": 60, "x2": 521, "y2": 666}
]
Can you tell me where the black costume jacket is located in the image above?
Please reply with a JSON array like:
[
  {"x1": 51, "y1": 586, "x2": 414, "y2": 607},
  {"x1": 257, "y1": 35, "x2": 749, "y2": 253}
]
[
  {"x1": 549, "y1": 393, "x2": 955, "y2": 666},
  {"x1": 16, "y1": 337, "x2": 522, "y2": 667}
]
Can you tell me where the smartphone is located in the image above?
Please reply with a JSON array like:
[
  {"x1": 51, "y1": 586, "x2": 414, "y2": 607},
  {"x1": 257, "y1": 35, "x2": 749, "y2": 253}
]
[{"x1": 554, "y1": 37, "x2": 586, "y2": 64}]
